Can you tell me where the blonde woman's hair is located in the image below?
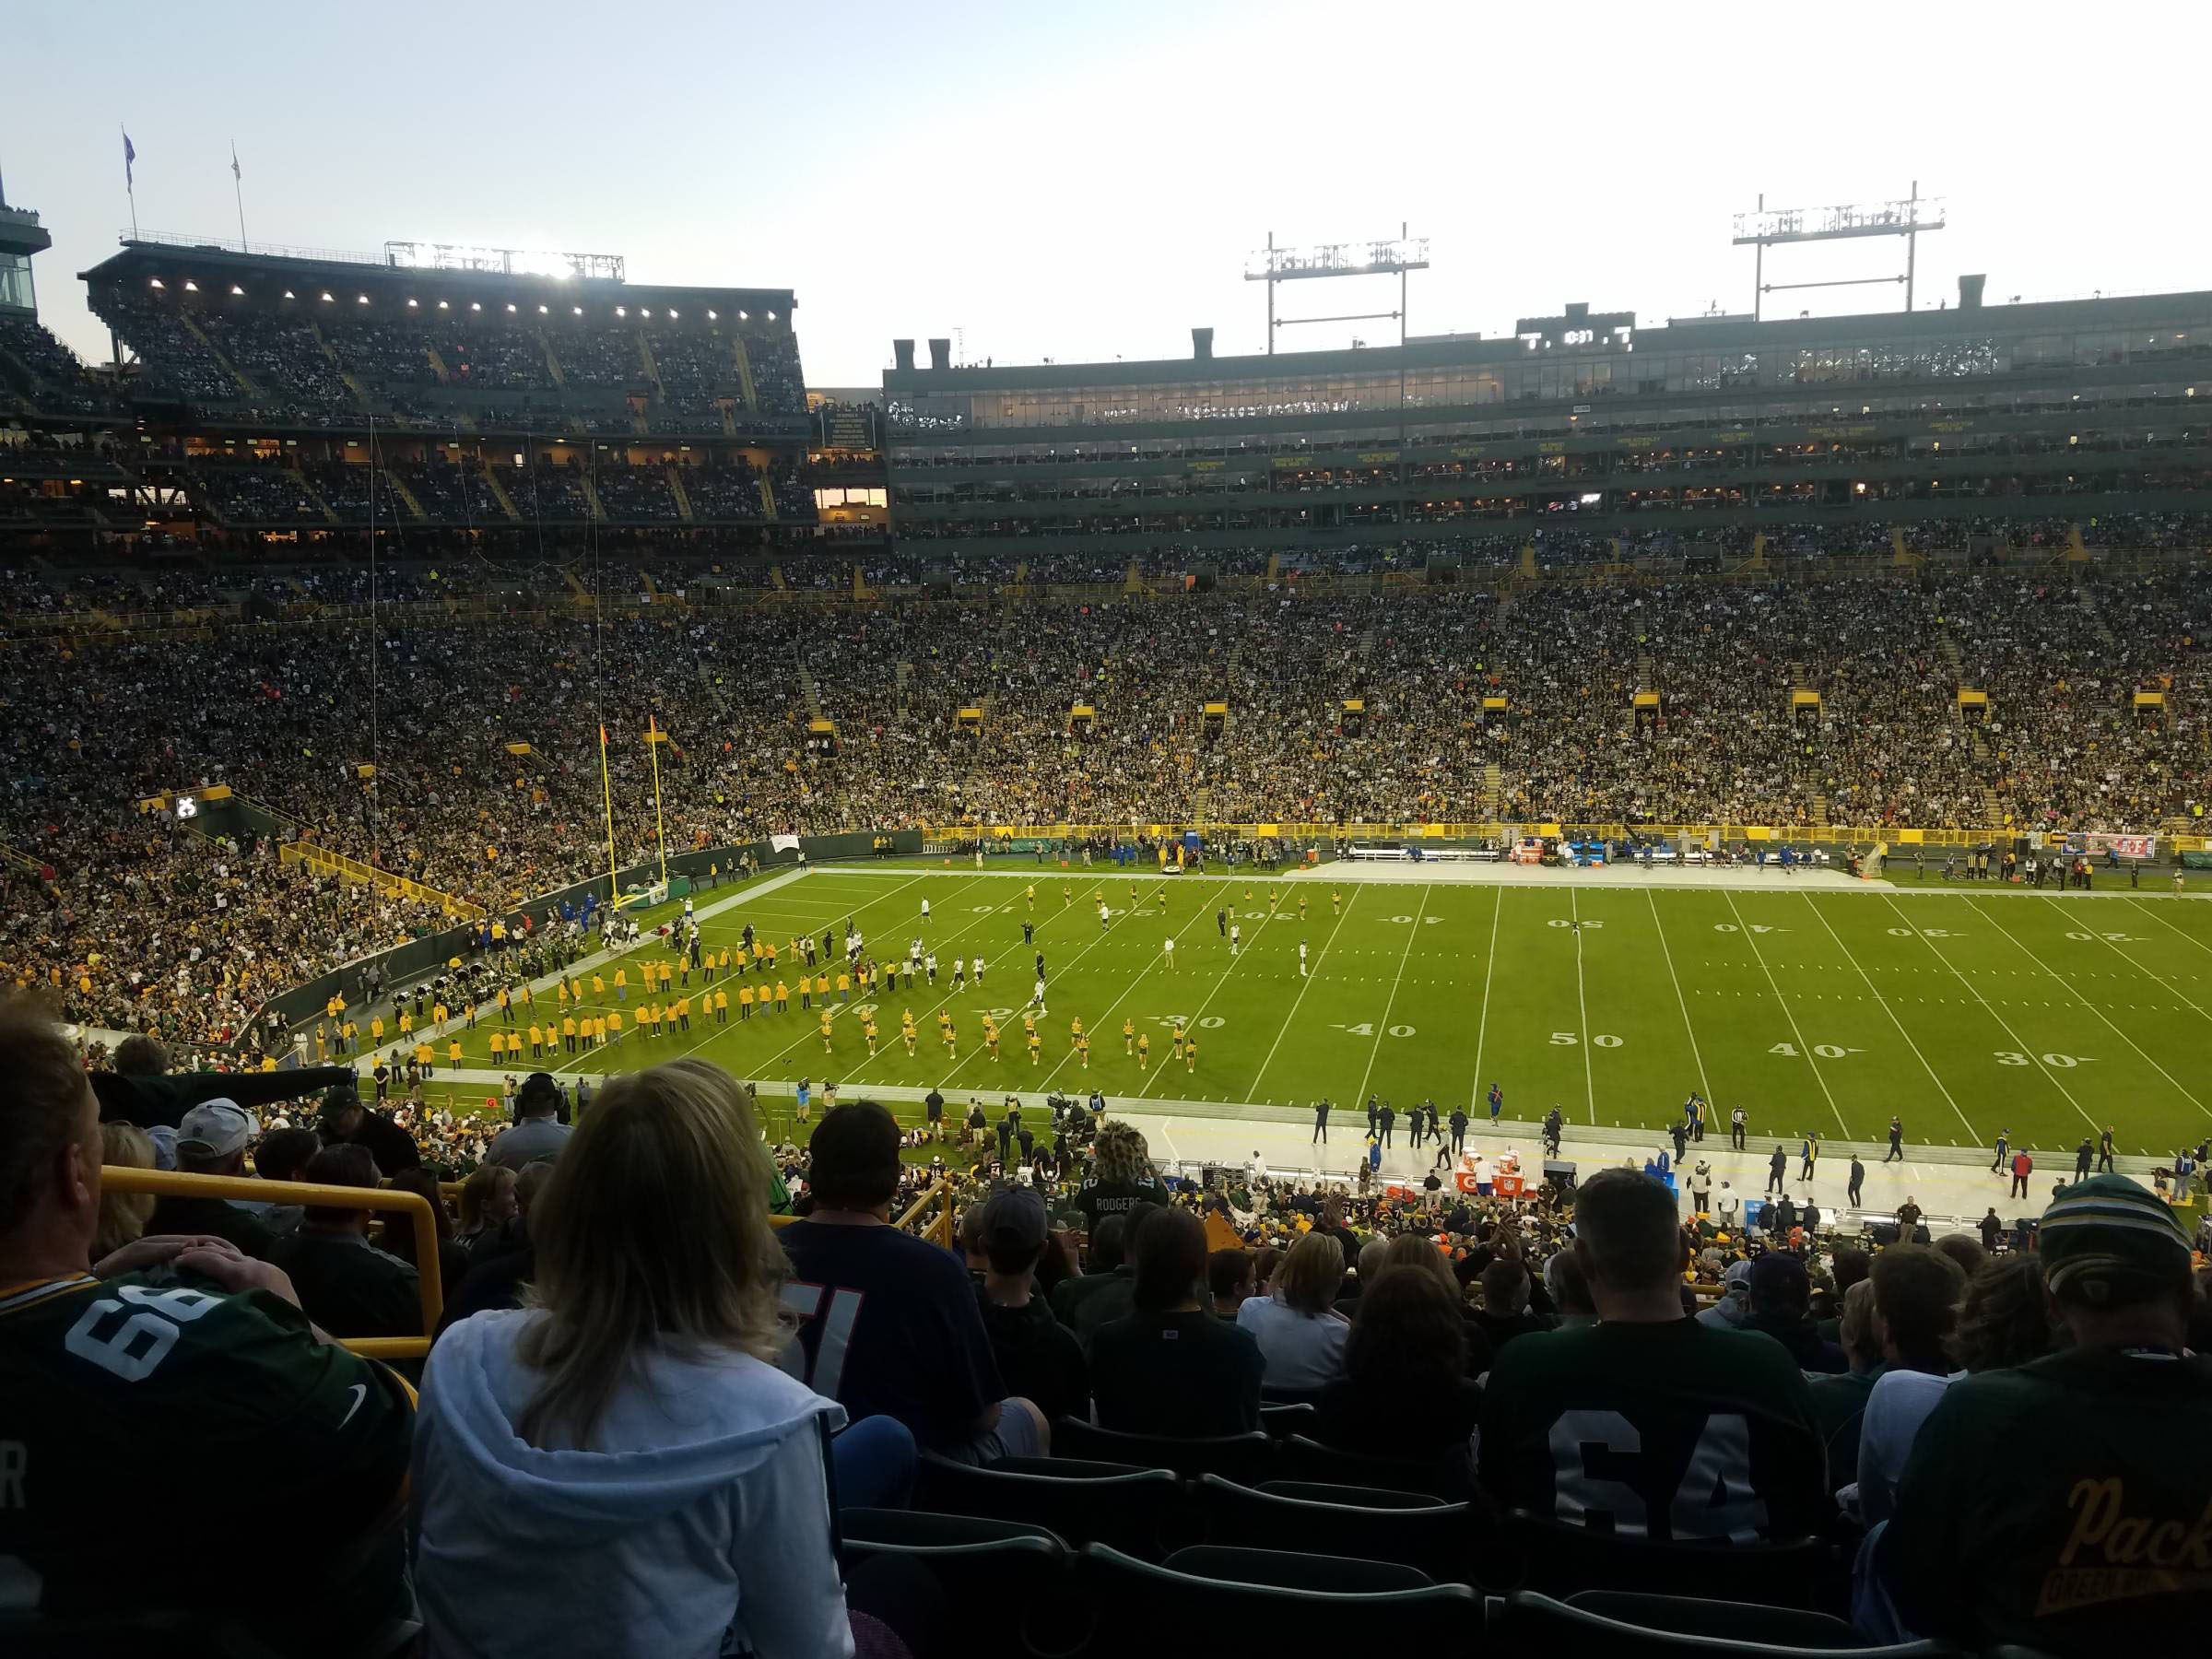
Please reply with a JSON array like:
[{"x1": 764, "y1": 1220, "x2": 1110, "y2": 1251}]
[
  {"x1": 457, "y1": 1162, "x2": 516, "y2": 1231},
  {"x1": 94, "y1": 1122, "x2": 156, "y2": 1261},
  {"x1": 1091, "y1": 1120, "x2": 1152, "y2": 1187},
  {"x1": 1274, "y1": 1229, "x2": 1346, "y2": 1316},
  {"x1": 517, "y1": 1060, "x2": 790, "y2": 1448}
]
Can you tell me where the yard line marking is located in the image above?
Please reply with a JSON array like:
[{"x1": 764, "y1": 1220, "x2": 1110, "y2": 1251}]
[
  {"x1": 1643, "y1": 889, "x2": 1714, "y2": 1108},
  {"x1": 1014, "y1": 879, "x2": 1229, "y2": 1096},
  {"x1": 1241, "y1": 885, "x2": 1363, "y2": 1106},
  {"x1": 2048, "y1": 896, "x2": 2212, "y2": 1028},
  {"x1": 2124, "y1": 895, "x2": 2212, "y2": 965},
  {"x1": 1470, "y1": 887, "x2": 1503, "y2": 1114},
  {"x1": 1722, "y1": 889, "x2": 1847, "y2": 1135},
  {"x1": 1353, "y1": 885, "x2": 1430, "y2": 1113},
  {"x1": 1798, "y1": 893, "x2": 1978, "y2": 1145},
  {"x1": 1877, "y1": 894, "x2": 2100, "y2": 1135},
  {"x1": 1968, "y1": 899, "x2": 2207, "y2": 1121},
  {"x1": 1571, "y1": 889, "x2": 1595, "y2": 1124}
]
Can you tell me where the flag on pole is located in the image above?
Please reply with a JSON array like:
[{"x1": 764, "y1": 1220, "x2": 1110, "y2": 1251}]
[
  {"x1": 230, "y1": 144, "x2": 241, "y2": 182},
  {"x1": 123, "y1": 131, "x2": 136, "y2": 189}
]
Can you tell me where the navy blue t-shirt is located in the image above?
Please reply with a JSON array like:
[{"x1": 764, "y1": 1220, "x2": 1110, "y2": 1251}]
[{"x1": 778, "y1": 1219, "x2": 1004, "y2": 1449}]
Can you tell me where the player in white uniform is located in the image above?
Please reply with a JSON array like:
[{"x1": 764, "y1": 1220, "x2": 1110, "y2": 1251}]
[
  {"x1": 921, "y1": 897, "x2": 931, "y2": 924},
  {"x1": 1299, "y1": 938, "x2": 1309, "y2": 978},
  {"x1": 1162, "y1": 935, "x2": 1176, "y2": 971},
  {"x1": 1098, "y1": 900, "x2": 1111, "y2": 931},
  {"x1": 1230, "y1": 923, "x2": 1241, "y2": 958}
]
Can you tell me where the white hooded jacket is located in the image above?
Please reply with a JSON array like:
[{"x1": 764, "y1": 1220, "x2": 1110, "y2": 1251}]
[{"x1": 413, "y1": 1309, "x2": 852, "y2": 1659}]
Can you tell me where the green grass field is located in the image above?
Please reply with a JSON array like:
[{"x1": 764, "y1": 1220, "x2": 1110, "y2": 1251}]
[{"x1": 436, "y1": 865, "x2": 2212, "y2": 1159}]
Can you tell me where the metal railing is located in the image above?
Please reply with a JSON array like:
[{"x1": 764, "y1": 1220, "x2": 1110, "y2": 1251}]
[{"x1": 100, "y1": 1165, "x2": 441, "y2": 1362}]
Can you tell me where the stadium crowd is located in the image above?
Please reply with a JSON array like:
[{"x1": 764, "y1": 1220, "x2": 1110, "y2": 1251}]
[
  {"x1": 0, "y1": 561, "x2": 2205, "y2": 1047},
  {"x1": 7, "y1": 1021, "x2": 2206, "y2": 1656}
]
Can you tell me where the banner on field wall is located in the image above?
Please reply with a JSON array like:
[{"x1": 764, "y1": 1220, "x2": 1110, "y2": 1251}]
[{"x1": 2066, "y1": 832, "x2": 2157, "y2": 859}]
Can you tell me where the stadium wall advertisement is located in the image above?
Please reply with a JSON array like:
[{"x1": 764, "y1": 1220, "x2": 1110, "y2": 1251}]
[{"x1": 251, "y1": 829, "x2": 921, "y2": 1037}]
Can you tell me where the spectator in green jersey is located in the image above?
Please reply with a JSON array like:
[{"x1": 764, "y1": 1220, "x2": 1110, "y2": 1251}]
[
  {"x1": 1479, "y1": 1168, "x2": 1830, "y2": 1543},
  {"x1": 0, "y1": 994, "x2": 412, "y2": 1645},
  {"x1": 1872, "y1": 1175, "x2": 2210, "y2": 1654}
]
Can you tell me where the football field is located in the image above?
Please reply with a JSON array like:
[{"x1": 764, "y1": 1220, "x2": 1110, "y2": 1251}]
[{"x1": 449, "y1": 864, "x2": 2212, "y2": 1159}]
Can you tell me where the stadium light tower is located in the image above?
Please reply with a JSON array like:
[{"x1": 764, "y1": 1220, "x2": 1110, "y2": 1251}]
[
  {"x1": 1732, "y1": 184, "x2": 1945, "y2": 321},
  {"x1": 1244, "y1": 226, "x2": 1429, "y2": 354}
]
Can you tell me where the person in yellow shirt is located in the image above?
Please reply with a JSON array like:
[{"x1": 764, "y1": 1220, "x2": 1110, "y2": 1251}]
[
  {"x1": 433, "y1": 998, "x2": 451, "y2": 1030},
  {"x1": 900, "y1": 1009, "x2": 917, "y2": 1056},
  {"x1": 1123, "y1": 1017, "x2": 1135, "y2": 1055},
  {"x1": 774, "y1": 981, "x2": 789, "y2": 1013},
  {"x1": 313, "y1": 1024, "x2": 328, "y2": 1062},
  {"x1": 448, "y1": 1037, "x2": 464, "y2": 1070},
  {"x1": 497, "y1": 987, "x2": 513, "y2": 1025},
  {"x1": 1068, "y1": 1016, "x2": 1084, "y2": 1053},
  {"x1": 516, "y1": 983, "x2": 532, "y2": 1008},
  {"x1": 569, "y1": 975, "x2": 582, "y2": 1004},
  {"x1": 340, "y1": 1018, "x2": 358, "y2": 1055},
  {"x1": 675, "y1": 995, "x2": 691, "y2": 1035},
  {"x1": 814, "y1": 972, "x2": 830, "y2": 1006},
  {"x1": 1026, "y1": 882, "x2": 1036, "y2": 911},
  {"x1": 819, "y1": 1009, "x2": 834, "y2": 1053},
  {"x1": 835, "y1": 970, "x2": 851, "y2": 1003},
  {"x1": 588, "y1": 1017, "x2": 605, "y2": 1050},
  {"x1": 1298, "y1": 892, "x2": 1308, "y2": 921},
  {"x1": 738, "y1": 985, "x2": 755, "y2": 1020},
  {"x1": 528, "y1": 1022, "x2": 544, "y2": 1059},
  {"x1": 1332, "y1": 889, "x2": 1341, "y2": 915},
  {"x1": 606, "y1": 1009, "x2": 624, "y2": 1047},
  {"x1": 592, "y1": 972, "x2": 606, "y2": 998},
  {"x1": 1027, "y1": 1026, "x2": 1042, "y2": 1065},
  {"x1": 371, "y1": 1014, "x2": 386, "y2": 1044},
  {"x1": 557, "y1": 979, "x2": 571, "y2": 1006},
  {"x1": 399, "y1": 1009, "x2": 415, "y2": 1038},
  {"x1": 1184, "y1": 1033, "x2": 1197, "y2": 1074},
  {"x1": 983, "y1": 1016, "x2": 1000, "y2": 1060},
  {"x1": 1076, "y1": 1030, "x2": 1090, "y2": 1070},
  {"x1": 863, "y1": 1013, "x2": 879, "y2": 1055},
  {"x1": 713, "y1": 988, "x2": 729, "y2": 1025},
  {"x1": 734, "y1": 946, "x2": 749, "y2": 978},
  {"x1": 563, "y1": 1014, "x2": 578, "y2": 1054},
  {"x1": 1171, "y1": 1021, "x2": 1187, "y2": 1060},
  {"x1": 798, "y1": 973, "x2": 812, "y2": 1012},
  {"x1": 1136, "y1": 1031, "x2": 1150, "y2": 1070},
  {"x1": 416, "y1": 1041, "x2": 434, "y2": 1072},
  {"x1": 939, "y1": 1012, "x2": 957, "y2": 1056},
  {"x1": 614, "y1": 968, "x2": 628, "y2": 1005},
  {"x1": 641, "y1": 1005, "x2": 659, "y2": 1041},
  {"x1": 1062, "y1": 884, "x2": 1072, "y2": 908}
]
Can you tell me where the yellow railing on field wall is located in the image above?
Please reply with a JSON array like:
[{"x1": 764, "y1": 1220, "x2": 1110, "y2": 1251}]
[
  {"x1": 922, "y1": 821, "x2": 2210, "y2": 854},
  {"x1": 278, "y1": 839, "x2": 487, "y2": 920},
  {"x1": 100, "y1": 1165, "x2": 442, "y2": 1362}
]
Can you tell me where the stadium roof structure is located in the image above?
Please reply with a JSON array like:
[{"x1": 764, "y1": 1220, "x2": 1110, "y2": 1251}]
[
  {"x1": 884, "y1": 288, "x2": 2212, "y2": 395},
  {"x1": 81, "y1": 235, "x2": 794, "y2": 326}
]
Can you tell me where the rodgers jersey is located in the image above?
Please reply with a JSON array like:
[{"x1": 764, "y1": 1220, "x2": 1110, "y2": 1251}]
[{"x1": 0, "y1": 1270, "x2": 412, "y2": 1615}]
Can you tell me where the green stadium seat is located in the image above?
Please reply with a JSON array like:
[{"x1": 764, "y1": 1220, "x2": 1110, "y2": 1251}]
[
  {"x1": 915, "y1": 1450, "x2": 1183, "y2": 1558},
  {"x1": 838, "y1": 1510, "x2": 1070, "y2": 1659},
  {"x1": 1274, "y1": 1432, "x2": 1466, "y2": 1499},
  {"x1": 1193, "y1": 1474, "x2": 1477, "y2": 1583},
  {"x1": 1489, "y1": 1590, "x2": 1960, "y2": 1655},
  {"x1": 1071, "y1": 1543, "x2": 1481, "y2": 1646},
  {"x1": 1500, "y1": 1509, "x2": 1832, "y2": 1608},
  {"x1": 1162, "y1": 1543, "x2": 1433, "y2": 1592},
  {"x1": 1566, "y1": 1590, "x2": 1874, "y2": 1647},
  {"x1": 1255, "y1": 1478, "x2": 1448, "y2": 1510},
  {"x1": 1257, "y1": 1401, "x2": 1318, "y2": 1438},
  {"x1": 1051, "y1": 1418, "x2": 1274, "y2": 1483}
]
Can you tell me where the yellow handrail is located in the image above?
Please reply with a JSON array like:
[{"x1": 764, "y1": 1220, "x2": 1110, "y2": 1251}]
[
  {"x1": 101, "y1": 1165, "x2": 442, "y2": 1361},
  {"x1": 894, "y1": 1178, "x2": 958, "y2": 1248}
]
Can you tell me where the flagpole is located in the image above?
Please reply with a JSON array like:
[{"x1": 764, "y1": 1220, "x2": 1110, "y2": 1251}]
[
  {"x1": 230, "y1": 143, "x2": 246, "y2": 251},
  {"x1": 647, "y1": 715, "x2": 669, "y2": 888},
  {"x1": 599, "y1": 724, "x2": 620, "y2": 915}
]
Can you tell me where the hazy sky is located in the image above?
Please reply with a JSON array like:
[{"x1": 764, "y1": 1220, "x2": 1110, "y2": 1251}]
[{"x1": 6, "y1": 2, "x2": 2206, "y2": 387}]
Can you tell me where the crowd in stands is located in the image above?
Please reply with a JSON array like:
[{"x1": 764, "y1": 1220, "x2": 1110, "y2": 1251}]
[
  {"x1": 83, "y1": 285, "x2": 811, "y2": 434},
  {"x1": 0, "y1": 550, "x2": 2200, "y2": 1052},
  {"x1": 10, "y1": 1024, "x2": 2206, "y2": 1655}
]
